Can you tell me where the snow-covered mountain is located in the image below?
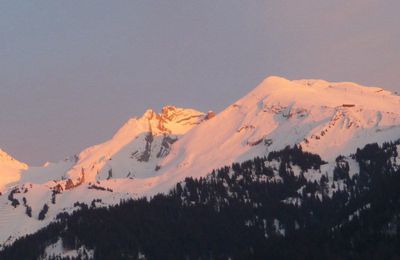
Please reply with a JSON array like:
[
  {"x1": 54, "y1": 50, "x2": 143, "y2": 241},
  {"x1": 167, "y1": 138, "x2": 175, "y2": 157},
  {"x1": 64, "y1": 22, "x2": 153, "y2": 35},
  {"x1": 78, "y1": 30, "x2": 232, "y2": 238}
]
[
  {"x1": 0, "y1": 106, "x2": 208, "y2": 247},
  {"x1": 0, "y1": 149, "x2": 28, "y2": 192},
  {"x1": 62, "y1": 105, "x2": 208, "y2": 183},
  {"x1": 148, "y1": 76, "x2": 400, "y2": 193},
  {"x1": 0, "y1": 76, "x2": 399, "y2": 248}
]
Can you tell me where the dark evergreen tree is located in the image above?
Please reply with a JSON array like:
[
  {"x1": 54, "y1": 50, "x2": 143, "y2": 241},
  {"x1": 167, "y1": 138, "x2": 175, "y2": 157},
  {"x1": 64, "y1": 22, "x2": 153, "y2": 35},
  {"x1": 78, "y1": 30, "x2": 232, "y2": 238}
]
[{"x1": 38, "y1": 204, "x2": 49, "y2": 220}]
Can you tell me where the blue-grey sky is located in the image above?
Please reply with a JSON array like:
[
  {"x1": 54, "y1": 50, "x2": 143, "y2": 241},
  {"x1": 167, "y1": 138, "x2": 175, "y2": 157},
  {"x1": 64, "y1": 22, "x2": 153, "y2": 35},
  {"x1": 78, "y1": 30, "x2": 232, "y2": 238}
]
[{"x1": 0, "y1": 0, "x2": 399, "y2": 165}]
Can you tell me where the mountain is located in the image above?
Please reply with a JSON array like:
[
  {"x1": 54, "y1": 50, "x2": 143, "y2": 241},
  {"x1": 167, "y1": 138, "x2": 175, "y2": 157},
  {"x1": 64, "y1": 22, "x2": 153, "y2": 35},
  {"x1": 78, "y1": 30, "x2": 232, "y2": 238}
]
[
  {"x1": 0, "y1": 149, "x2": 28, "y2": 192},
  {"x1": 61, "y1": 105, "x2": 208, "y2": 183},
  {"x1": 0, "y1": 76, "x2": 399, "y2": 249},
  {"x1": 143, "y1": 76, "x2": 400, "y2": 194},
  {"x1": 2, "y1": 141, "x2": 400, "y2": 259},
  {"x1": 0, "y1": 106, "x2": 208, "y2": 247}
]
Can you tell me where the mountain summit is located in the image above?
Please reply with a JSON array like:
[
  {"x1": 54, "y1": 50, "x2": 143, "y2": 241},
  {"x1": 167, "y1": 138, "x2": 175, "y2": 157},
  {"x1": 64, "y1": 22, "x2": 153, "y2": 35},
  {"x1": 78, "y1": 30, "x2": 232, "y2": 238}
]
[
  {"x1": 149, "y1": 76, "x2": 400, "y2": 193},
  {"x1": 65, "y1": 105, "x2": 207, "y2": 183},
  {"x1": 0, "y1": 149, "x2": 27, "y2": 192},
  {"x1": 0, "y1": 76, "x2": 399, "y2": 247}
]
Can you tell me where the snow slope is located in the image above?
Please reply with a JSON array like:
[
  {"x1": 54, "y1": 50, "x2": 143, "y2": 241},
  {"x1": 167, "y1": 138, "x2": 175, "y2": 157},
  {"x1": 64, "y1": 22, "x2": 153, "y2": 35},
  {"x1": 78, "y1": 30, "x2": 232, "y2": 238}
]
[
  {"x1": 63, "y1": 106, "x2": 207, "y2": 183},
  {"x1": 144, "y1": 76, "x2": 400, "y2": 194},
  {"x1": 1, "y1": 76, "x2": 400, "y2": 248},
  {"x1": 0, "y1": 149, "x2": 28, "y2": 192}
]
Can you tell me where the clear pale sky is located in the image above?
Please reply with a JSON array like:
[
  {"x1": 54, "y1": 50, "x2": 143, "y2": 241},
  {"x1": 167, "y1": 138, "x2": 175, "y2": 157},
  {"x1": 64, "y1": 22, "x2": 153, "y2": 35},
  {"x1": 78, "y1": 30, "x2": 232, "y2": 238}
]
[{"x1": 0, "y1": 0, "x2": 399, "y2": 165}]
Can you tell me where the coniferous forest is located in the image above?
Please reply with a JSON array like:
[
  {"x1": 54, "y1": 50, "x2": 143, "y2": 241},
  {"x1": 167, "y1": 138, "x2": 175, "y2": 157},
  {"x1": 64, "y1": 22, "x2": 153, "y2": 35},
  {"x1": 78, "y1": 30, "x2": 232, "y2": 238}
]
[{"x1": 1, "y1": 141, "x2": 400, "y2": 259}]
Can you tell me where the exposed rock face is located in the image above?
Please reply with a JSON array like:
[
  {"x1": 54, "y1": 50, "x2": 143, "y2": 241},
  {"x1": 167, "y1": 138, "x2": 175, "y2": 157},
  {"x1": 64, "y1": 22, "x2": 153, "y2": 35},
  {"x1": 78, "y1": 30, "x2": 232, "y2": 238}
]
[
  {"x1": 157, "y1": 135, "x2": 178, "y2": 159},
  {"x1": 205, "y1": 111, "x2": 216, "y2": 120},
  {"x1": 62, "y1": 106, "x2": 207, "y2": 182},
  {"x1": 137, "y1": 132, "x2": 154, "y2": 162}
]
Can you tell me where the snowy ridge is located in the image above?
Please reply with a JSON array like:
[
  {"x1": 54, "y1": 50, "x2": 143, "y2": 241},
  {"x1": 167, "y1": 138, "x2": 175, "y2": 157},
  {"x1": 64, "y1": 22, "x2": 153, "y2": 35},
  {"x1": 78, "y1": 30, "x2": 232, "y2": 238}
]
[
  {"x1": 0, "y1": 76, "x2": 399, "y2": 247},
  {"x1": 64, "y1": 105, "x2": 206, "y2": 183},
  {"x1": 0, "y1": 149, "x2": 28, "y2": 192},
  {"x1": 145, "y1": 76, "x2": 400, "y2": 194},
  {"x1": 0, "y1": 106, "x2": 207, "y2": 248}
]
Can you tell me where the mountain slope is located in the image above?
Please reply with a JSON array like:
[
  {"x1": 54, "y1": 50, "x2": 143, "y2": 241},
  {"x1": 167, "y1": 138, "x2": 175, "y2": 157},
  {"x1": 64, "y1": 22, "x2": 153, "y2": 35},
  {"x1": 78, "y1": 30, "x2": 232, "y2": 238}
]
[
  {"x1": 145, "y1": 76, "x2": 400, "y2": 194},
  {"x1": 2, "y1": 141, "x2": 400, "y2": 259},
  {"x1": 0, "y1": 106, "x2": 207, "y2": 247},
  {"x1": 0, "y1": 149, "x2": 28, "y2": 192},
  {"x1": 64, "y1": 105, "x2": 207, "y2": 183}
]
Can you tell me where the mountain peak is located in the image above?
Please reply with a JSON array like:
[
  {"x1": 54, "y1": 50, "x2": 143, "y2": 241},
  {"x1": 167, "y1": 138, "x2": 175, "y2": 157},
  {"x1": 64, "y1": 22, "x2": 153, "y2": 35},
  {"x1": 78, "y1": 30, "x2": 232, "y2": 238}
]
[
  {"x1": 50, "y1": 106, "x2": 207, "y2": 183},
  {"x1": 242, "y1": 76, "x2": 400, "y2": 115},
  {"x1": 142, "y1": 108, "x2": 156, "y2": 119},
  {"x1": 137, "y1": 106, "x2": 206, "y2": 135},
  {"x1": 0, "y1": 148, "x2": 28, "y2": 191},
  {"x1": 263, "y1": 75, "x2": 292, "y2": 84},
  {"x1": 160, "y1": 105, "x2": 180, "y2": 120},
  {"x1": 0, "y1": 76, "x2": 399, "y2": 247},
  {"x1": 0, "y1": 149, "x2": 14, "y2": 162},
  {"x1": 0, "y1": 149, "x2": 26, "y2": 166}
]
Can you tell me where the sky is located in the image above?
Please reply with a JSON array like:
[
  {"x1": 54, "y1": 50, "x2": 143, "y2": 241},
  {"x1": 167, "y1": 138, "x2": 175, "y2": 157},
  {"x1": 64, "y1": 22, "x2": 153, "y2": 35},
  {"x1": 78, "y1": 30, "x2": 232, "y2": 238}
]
[{"x1": 0, "y1": 0, "x2": 399, "y2": 165}]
